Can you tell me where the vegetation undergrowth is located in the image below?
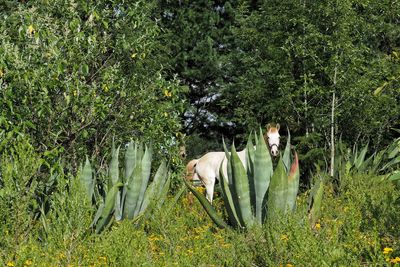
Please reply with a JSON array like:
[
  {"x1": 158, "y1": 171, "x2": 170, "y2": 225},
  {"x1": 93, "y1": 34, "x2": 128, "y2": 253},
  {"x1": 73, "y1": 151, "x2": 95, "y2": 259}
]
[{"x1": 1, "y1": 158, "x2": 399, "y2": 266}]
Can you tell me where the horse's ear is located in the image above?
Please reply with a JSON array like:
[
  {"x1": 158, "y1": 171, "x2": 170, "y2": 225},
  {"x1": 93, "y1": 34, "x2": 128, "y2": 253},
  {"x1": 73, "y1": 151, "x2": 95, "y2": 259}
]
[
  {"x1": 276, "y1": 123, "x2": 280, "y2": 131},
  {"x1": 266, "y1": 123, "x2": 271, "y2": 131}
]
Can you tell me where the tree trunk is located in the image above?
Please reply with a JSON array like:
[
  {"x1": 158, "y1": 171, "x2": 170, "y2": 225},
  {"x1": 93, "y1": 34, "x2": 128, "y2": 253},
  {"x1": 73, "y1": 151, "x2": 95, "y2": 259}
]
[{"x1": 330, "y1": 66, "x2": 337, "y2": 177}]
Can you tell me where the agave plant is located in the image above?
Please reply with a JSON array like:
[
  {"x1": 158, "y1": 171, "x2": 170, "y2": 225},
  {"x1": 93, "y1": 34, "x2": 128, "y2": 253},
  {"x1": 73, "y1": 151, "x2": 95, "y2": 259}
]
[
  {"x1": 334, "y1": 135, "x2": 400, "y2": 177},
  {"x1": 80, "y1": 140, "x2": 170, "y2": 233},
  {"x1": 184, "y1": 130, "x2": 300, "y2": 229}
]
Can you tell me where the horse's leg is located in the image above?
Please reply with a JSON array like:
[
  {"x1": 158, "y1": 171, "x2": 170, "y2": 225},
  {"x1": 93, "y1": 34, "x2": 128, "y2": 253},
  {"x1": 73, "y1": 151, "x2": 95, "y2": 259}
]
[{"x1": 203, "y1": 176, "x2": 216, "y2": 203}]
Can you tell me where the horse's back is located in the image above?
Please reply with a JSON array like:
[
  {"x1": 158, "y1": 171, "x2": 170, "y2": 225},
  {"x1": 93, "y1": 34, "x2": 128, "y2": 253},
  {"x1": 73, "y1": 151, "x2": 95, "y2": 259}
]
[{"x1": 196, "y1": 151, "x2": 225, "y2": 178}]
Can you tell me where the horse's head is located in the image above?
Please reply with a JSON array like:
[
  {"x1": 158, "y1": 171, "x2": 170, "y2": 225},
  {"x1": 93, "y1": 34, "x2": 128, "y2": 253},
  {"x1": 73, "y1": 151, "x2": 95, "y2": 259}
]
[{"x1": 266, "y1": 123, "x2": 280, "y2": 157}]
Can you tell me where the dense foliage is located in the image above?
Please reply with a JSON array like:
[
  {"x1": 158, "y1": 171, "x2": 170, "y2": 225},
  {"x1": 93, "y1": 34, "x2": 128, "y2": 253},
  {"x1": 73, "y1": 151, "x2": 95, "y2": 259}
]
[
  {"x1": 157, "y1": 0, "x2": 399, "y2": 161},
  {"x1": 0, "y1": 0, "x2": 186, "y2": 168},
  {"x1": 0, "y1": 0, "x2": 399, "y2": 266}
]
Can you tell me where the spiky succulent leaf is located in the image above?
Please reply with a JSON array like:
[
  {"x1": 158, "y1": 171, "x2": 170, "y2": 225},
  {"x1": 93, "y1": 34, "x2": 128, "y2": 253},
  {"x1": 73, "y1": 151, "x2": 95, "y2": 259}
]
[
  {"x1": 308, "y1": 177, "x2": 324, "y2": 226},
  {"x1": 90, "y1": 202, "x2": 104, "y2": 228},
  {"x1": 125, "y1": 141, "x2": 136, "y2": 180},
  {"x1": 219, "y1": 163, "x2": 241, "y2": 228},
  {"x1": 81, "y1": 156, "x2": 94, "y2": 201},
  {"x1": 230, "y1": 143, "x2": 254, "y2": 227},
  {"x1": 123, "y1": 163, "x2": 143, "y2": 219},
  {"x1": 95, "y1": 182, "x2": 123, "y2": 234},
  {"x1": 267, "y1": 158, "x2": 288, "y2": 219},
  {"x1": 184, "y1": 178, "x2": 228, "y2": 229},
  {"x1": 286, "y1": 151, "x2": 300, "y2": 212},
  {"x1": 139, "y1": 161, "x2": 168, "y2": 213},
  {"x1": 134, "y1": 145, "x2": 153, "y2": 216},
  {"x1": 282, "y1": 129, "x2": 291, "y2": 172},
  {"x1": 253, "y1": 130, "x2": 272, "y2": 224},
  {"x1": 109, "y1": 142, "x2": 120, "y2": 185},
  {"x1": 354, "y1": 143, "x2": 369, "y2": 170}
]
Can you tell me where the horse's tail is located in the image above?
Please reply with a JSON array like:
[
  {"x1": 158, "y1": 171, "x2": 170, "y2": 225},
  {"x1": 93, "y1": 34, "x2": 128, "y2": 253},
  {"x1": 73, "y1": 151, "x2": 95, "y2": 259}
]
[{"x1": 185, "y1": 159, "x2": 199, "y2": 181}]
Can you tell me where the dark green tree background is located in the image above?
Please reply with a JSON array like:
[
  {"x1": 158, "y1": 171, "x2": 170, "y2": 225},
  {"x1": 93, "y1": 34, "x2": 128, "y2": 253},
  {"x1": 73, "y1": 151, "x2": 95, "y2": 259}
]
[{"x1": 0, "y1": 0, "x2": 399, "y2": 173}]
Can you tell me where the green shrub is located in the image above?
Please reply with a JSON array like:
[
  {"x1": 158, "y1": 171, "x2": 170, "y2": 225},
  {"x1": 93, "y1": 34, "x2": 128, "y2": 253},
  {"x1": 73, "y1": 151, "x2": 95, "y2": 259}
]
[{"x1": 0, "y1": 0, "x2": 186, "y2": 169}]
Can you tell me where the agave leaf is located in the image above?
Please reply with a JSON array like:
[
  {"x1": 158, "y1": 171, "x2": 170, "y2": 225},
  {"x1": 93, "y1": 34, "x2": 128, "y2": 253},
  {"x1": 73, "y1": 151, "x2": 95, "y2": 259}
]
[
  {"x1": 125, "y1": 141, "x2": 136, "y2": 180},
  {"x1": 81, "y1": 156, "x2": 94, "y2": 201},
  {"x1": 388, "y1": 171, "x2": 400, "y2": 181},
  {"x1": 95, "y1": 182, "x2": 123, "y2": 234},
  {"x1": 354, "y1": 143, "x2": 368, "y2": 170},
  {"x1": 222, "y1": 138, "x2": 233, "y2": 185},
  {"x1": 359, "y1": 152, "x2": 375, "y2": 173},
  {"x1": 123, "y1": 163, "x2": 143, "y2": 219},
  {"x1": 134, "y1": 145, "x2": 153, "y2": 216},
  {"x1": 231, "y1": 143, "x2": 254, "y2": 227},
  {"x1": 183, "y1": 178, "x2": 228, "y2": 229},
  {"x1": 308, "y1": 176, "x2": 324, "y2": 226},
  {"x1": 381, "y1": 156, "x2": 400, "y2": 172},
  {"x1": 156, "y1": 174, "x2": 171, "y2": 209},
  {"x1": 219, "y1": 163, "x2": 241, "y2": 228},
  {"x1": 387, "y1": 141, "x2": 400, "y2": 159},
  {"x1": 246, "y1": 133, "x2": 256, "y2": 213},
  {"x1": 267, "y1": 158, "x2": 288, "y2": 220},
  {"x1": 372, "y1": 149, "x2": 386, "y2": 172},
  {"x1": 246, "y1": 133, "x2": 255, "y2": 179},
  {"x1": 90, "y1": 202, "x2": 104, "y2": 228},
  {"x1": 109, "y1": 143, "x2": 122, "y2": 220},
  {"x1": 109, "y1": 142, "x2": 120, "y2": 185},
  {"x1": 253, "y1": 130, "x2": 272, "y2": 224},
  {"x1": 139, "y1": 161, "x2": 168, "y2": 213},
  {"x1": 282, "y1": 129, "x2": 291, "y2": 172},
  {"x1": 286, "y1": 151, "x2": 300, "y2": 212}
]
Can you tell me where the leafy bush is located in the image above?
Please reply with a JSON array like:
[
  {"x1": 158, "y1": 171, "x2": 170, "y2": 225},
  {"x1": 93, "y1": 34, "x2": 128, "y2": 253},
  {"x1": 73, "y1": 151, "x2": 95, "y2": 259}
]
[
  {"x1": 0, "y1": 0, "x2": 186, "y2": 169},
  {"x1": 80, "y1": 141, "x2": 170, "y2": 233}
]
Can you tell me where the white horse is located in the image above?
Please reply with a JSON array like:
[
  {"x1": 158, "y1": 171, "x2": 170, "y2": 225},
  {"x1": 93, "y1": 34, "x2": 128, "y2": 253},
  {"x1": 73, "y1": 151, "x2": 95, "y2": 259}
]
[{"x1": 192, "y1": 124, "x2": 281, "y2": 203}]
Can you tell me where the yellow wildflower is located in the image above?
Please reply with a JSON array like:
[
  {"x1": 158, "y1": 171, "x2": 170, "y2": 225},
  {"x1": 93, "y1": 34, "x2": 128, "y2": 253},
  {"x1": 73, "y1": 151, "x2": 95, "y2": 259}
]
[
  {"x1": 280, "y1": 234, "x2": 289, "y2": 241},
  {"x1": 286, "y1": 264, "x2": 294, "y2": 267},
  {"x1": 24, "y1": 259, "x2": 33, "y2": 266},
  {"x1": 315, "y1": 223, "x2": 321, "y2": 230},
  {"x1": 98, "y1": 256, "x2": 107, "y2": 262},
  {"x1": 164, "y1": 89, "x2": 172, "y2": 97},
  {"x1": 27, "y1": 25, "x2": 35, "y2": 34},
  {"x1": 390, "y1": 257, "x2": 400, "y2": 264},
  {"x1": 383, "y1": 247, "x2": 394, "y2": 254},
  {"x1": 149, "y1": 234, "x2": 163, "y2": 241},
  {"x1": 7, "y1": 262, "x2": 15, "y2": 267}
]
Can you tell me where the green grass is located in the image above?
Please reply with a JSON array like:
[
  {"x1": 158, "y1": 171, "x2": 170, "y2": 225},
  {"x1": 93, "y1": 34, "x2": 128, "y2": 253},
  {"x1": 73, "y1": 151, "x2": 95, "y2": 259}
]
[{"x1": 1, "y1": 163, "x2": 399, "y2": 266}]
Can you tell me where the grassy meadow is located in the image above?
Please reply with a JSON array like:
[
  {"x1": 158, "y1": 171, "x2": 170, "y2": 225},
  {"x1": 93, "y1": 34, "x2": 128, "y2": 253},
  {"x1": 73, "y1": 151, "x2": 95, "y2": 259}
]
[{"x1": 1, "y1": 143, "x2": 399, "y2": 267}]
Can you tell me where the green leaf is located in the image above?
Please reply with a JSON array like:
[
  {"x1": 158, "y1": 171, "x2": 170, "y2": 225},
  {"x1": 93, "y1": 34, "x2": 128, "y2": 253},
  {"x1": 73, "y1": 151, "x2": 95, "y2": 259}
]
[
  {"x1": 219, "y1": 163, "x2": 242, "y2": 228},
  {"x1": 282, "y1": 129, "x2": 291, "y2": 172},
  {"x1": 230, "y1": 143, "x2": 254, "y2": 227},
  {"x1": 308, "y1": 176, "x2": 324, "y2": 226},
  {"x1": 124, "y1": 141, "x2": 136, "y2": 180},
  {"x1": 134, "y1": 145, "x2": 153, "y2": 216},
  {"x1": 388, "y1": 171, "x2": 400, "y2": 181},
  {"x1": 267, "y1": 158, "x2": 288, "y2": 219},
  {"x1": 95, "y1": 182, "x2": 123, "y2": 234},
  {"x1": 286, "y1": 151, "x2": 300, "y2": 212},
  {"x1": 183, "y1": 178, "x2": 228, "y2": 229},
  {"x1": 139, "y1": 161, "x2": 168, "y2": 213},
  {"x1": 80, "y1": 156, "x2": 94, "y2": 201},
  {"x1": 123, "y1": 163, "x2": 143, "y2": 219},
  {"x1": 253, "y1": 130, "x2": 272, "y2": 224},
  {"x1": 354, "y1": 143, "x2": 368, "y2": 170}
]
